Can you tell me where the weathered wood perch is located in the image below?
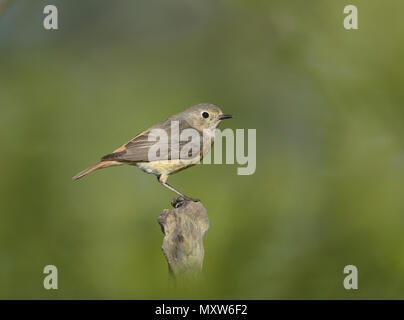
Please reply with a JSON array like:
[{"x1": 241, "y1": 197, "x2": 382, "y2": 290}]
[{"x1": 158, "y1": 197, "x2": 209, "y2": 277}]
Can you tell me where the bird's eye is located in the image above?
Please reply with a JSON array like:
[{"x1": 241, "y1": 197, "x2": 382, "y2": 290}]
[{"x1": 202, "y1": 112, "x2": 209, "y2": 119}]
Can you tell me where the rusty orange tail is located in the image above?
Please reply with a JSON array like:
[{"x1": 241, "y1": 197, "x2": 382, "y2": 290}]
[{"x1": 72, "y1": 161, "x2": 109, "y2": 180}]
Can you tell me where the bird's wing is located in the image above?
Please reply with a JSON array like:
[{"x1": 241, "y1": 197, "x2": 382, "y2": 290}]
[{"x1": 101, "y1": 118, "x2": 204, "y2": 163}]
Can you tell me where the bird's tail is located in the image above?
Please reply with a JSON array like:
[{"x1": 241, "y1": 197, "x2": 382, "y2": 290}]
[{"x1": 72, "y1": 161, "x2": 109, "y2": 180}]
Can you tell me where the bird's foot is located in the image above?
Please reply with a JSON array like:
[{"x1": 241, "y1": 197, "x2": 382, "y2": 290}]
[
  {"x1": 171, "y1": 196, "x2": 200, "y2": 208},
  {"x1": 171, "y1": 197, "x2": 185, "y2": 208}
]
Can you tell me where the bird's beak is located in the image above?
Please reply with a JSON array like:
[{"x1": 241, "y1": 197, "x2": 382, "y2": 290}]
[{"x1": 219, "y1": 114, "x2": 233, "y2": 120}]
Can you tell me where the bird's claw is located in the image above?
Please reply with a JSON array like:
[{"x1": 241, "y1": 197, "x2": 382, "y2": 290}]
[
  {"x1": 171, "y1": 196, "x2": 200, "y2": 208},
  {"x1": 172, "y1": 197, "x2": 185, "y2": 208}
]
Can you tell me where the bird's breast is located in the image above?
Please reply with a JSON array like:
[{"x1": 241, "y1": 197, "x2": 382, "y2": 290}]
[{"x1": 136, "y1": 158, "x2": 199, "y2": 176}]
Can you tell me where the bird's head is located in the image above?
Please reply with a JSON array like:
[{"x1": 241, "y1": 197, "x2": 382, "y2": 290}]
[{"x1": 184, "y1": 103, "x2": 232, "y2": 131}]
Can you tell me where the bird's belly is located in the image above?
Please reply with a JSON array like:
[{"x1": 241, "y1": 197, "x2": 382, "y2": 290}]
[{"x1": 136, "y1": 158, "x2": 199, "y2": 176}]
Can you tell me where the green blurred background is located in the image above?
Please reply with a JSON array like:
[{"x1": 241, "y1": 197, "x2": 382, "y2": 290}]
[{"x1": 1, "y1": 0, "x2": 404, "y2": 299}]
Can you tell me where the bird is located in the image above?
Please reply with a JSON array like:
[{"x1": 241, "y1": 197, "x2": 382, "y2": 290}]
[{"x1": 72, "y1": 103, "x2": 232, "y2": 201}]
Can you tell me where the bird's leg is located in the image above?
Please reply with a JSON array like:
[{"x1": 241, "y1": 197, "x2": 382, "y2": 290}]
[{"x1": 157, "y1": 175, "x2": 200, "y2": 202}]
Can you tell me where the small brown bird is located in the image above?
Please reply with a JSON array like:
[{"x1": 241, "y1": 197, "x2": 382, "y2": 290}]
[{"x1": 73, "y1": 103, "x2": 232, "y2": 201}]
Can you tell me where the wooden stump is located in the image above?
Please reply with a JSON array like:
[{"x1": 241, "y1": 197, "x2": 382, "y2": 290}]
[{"x1": 158, "y1": 197, "x2": 209, "y2": 278}]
